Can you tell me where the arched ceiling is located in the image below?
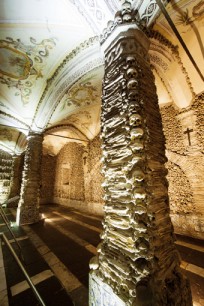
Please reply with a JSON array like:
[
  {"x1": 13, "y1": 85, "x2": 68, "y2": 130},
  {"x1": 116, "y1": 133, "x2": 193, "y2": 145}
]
[{"x1": 0, "y1": 0, "x2": 204, "y2": 155}]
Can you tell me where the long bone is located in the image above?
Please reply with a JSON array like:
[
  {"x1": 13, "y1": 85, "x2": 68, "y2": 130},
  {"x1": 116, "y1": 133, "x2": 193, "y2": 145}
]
[
  {"x1": 102, "y1": 114, "x2": 126, "y2": 130},
  {"x1": 104, "y1": 155, "x2": 132, "y2": 166},
  {"x1": 105, "y1": 146, "x2": 132, "y2": 158},
  {"x1": 106, "y1": 188, "x2": 132, "y2": 198},
  {"x1": 104, "y1": 203, "x2": 132, "y2": 215},
  {"x1": 103, "y1": 74, "x2": 124, "y2": 89},
  {"x1": 104, "y1": 133, "x2": 128, "y2": 144},
  {"x1": 106, "y1": 215, "x2": 131, "y2": 230},
  {"x1": 102, "y1": 91, "x2": 122, "y2": 105},
  {"x1": 103, "y1": 82, "x2": 123, "y2": 99},
  {"x1": 107, "y1": 228, "x2": 136, "y2": 247},
  {"x1": 104, "y1": 193, "x2": 132, "y2": 202},
  {"x1": 101, "y1": 125, "x2": 128, "y2": 139}
]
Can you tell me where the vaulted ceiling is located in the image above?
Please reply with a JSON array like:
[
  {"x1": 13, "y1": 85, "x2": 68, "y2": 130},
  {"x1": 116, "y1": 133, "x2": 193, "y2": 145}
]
[{"x1": 0, "y1": 0, "x2": 204, "y2": 155}]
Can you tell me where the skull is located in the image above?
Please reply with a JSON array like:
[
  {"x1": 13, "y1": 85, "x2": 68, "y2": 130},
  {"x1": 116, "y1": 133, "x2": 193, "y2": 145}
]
[
  {"x1": 126, "y1": 56, "x2": 136, "y2": 67},
  {"x1": 127, "y1": 79, "x2": 138, "y2": 90},
  {"x1": 102, "y1": 28, "x2": 108, "y2": 39},
  {"x1": 129, "y1": 114, "x2": 142, "y2": 126},
  {"x1": 114, "y1": 12, "x2": 122, "y2": 24},
  {"x1": 133, "y1": 186, "x2": 146, "y2": 199},
  {"x1": 130, "y1": 140, "x2": 144, "y2": 152},
  {"x1": 132, "y1": 169, "x2": 145, "y2": 182},
  {"x1": 130, "y1": 128, "x2": 144, "y2": 140},
  {"x1": 128, "y1": 90, "x2": 139, "y2": 100},
  {"x1": 128, "y1": 101, "x2": 140, "y2": 113},
  {"x1": 122, "y1": 12, "x2": 132, "y2": 22},
  {"x1": 107, "y1": 20, "x2": 114, "y2": 33},
  {"x1": 122, "y1": 1, "x2": 132, "y2": 16},
  {"x1": 89, "y1": 256, "x2": 99, "y2": 270},
  {"x1": 127, "y1": 67, "x2": 138, "y2": 79}
]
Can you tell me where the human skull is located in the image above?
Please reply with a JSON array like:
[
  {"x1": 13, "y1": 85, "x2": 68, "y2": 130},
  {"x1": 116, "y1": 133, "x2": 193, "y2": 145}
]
[
  {"x1": 127, "y1": 79, "x2": 138, "y2": 90},
  {"x1": 133, "y1": 186, "x2": 146, "y2": 199},
  {"x1": 122, "y1": 1, "x2": 132, "y2": 16},
  {"x1": 107, "y1": 20, "x2": 114, "y2": 33},
  {"x1": 130, "y1": 140, "x2": 144, "y2": 152},
  {"x1": 130, "y1": 128, "x2": 144, "y2": 140},
  {"x1": 123, "y1": 13, "x2": 132, "y2": 22},
  {"x1": 102, "y1": 28, "x2": 108, "y2": 39},
  {"x1": 114, "y1": 12, "x2": 122, "y2": 24},
  {"x1": 132, "y1": 169, "x2": 145, "y2": 182},
  {"x1": 128, "y1": 90, "x2": 139, "y2": 100},
  {"x1": 89, "y1": 256, "x2": 99, "y2": 270},
  {"x1": 128, "y1": 101, "x2": 140, "y2": 114},
  {"x1": 129, "y1": 114, "x2": 142, "y2": 126},
  {"x1": 127, "y1": 67, "x2": 138, "y2": 79},
  {"x1": 126, "y1": 56, "x2": 136, "y2": 67}
]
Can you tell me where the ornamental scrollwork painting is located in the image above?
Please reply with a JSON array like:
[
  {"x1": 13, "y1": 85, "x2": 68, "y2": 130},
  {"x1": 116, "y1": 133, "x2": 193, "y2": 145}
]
[
  {"x1": 60, "y1": 74, "x2": 99, "y2": 111},
  {"x1": 0, "y1": 37, "x2": 56, "y2": 105},
  {"x1": 0, "y1": 128, "x2": 13, "y2": 141}
]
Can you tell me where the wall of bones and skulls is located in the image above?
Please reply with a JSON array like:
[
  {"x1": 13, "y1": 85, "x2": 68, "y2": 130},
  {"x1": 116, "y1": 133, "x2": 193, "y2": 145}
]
[{"x1": 160, "y1": 94, "x2": 204, "y2": 240}]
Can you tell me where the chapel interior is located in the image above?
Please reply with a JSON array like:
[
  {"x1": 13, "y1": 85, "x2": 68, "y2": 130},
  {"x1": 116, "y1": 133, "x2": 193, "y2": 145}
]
[{"x1": 0, "y1": 0, "x2": 204, "y2": 305}]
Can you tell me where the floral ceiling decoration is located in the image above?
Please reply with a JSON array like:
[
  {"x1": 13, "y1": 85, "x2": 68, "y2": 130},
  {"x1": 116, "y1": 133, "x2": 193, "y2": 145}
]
[
  {"x1": 0, "y1": 37, "x2": 56, "y2": 105},
  {"x1": 60, "y1": 74, "x2": 99, "y2": 111},
  {"x1": 65, "y1": 111, "x2": 92, "y2": 129},
  {"x1": 0, "y1": 128, "x2": 13, "y2": 141}
]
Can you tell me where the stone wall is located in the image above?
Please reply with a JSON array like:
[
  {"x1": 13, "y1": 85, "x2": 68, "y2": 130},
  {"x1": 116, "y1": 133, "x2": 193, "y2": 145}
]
[{"x1": 160, "y1": 95, "x2": 204, "y2": 239}]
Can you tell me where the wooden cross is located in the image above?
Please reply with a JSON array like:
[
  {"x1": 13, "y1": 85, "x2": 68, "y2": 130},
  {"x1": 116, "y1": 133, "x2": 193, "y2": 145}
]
[{"x1": 184, "y1": 127, "x2": 193, "y2": 146}]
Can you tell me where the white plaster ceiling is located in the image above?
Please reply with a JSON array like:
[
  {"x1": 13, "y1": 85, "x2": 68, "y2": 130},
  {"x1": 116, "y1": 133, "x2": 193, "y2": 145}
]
[{"x1": 0, "y1": 0, "x2": 204, "y2": 155}]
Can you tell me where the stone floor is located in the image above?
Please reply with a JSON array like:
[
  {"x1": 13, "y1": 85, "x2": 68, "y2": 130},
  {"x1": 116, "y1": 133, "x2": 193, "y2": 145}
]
[{"x1": 0, "y1": 204, "x2": 204, "y2": 306}]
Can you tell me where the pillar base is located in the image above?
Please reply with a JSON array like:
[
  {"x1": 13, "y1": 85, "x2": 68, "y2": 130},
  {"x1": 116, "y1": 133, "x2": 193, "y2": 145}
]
[
  {"x1": 89, "y1": 272, "x2": 126, "y2": 306},
  {"x1": 16, "y1": 206, "x2": 40, "y2": 225}
]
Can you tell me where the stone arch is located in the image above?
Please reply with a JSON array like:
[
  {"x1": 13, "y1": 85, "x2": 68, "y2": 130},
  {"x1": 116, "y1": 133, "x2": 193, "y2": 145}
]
[{"x1": 148, "y1": 30, "x2": 195, "y2": 108}]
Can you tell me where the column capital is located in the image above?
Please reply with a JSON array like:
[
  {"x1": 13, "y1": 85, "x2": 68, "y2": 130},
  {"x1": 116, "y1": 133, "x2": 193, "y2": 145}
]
[
  {"x1": 101, "y1": 27, "x2": 150, "y2": 60},
  {"x1": 27, "y1": 131, "x2": 44, "y2": 140},
  {"x1": 100, "y1": 0, "x2": 148, "y2": 52}
]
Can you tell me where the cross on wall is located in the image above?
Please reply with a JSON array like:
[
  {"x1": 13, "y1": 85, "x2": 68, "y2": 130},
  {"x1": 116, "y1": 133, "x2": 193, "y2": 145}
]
[{"x1": 184, "y1": 127, "x2": 193, "y2": 146}]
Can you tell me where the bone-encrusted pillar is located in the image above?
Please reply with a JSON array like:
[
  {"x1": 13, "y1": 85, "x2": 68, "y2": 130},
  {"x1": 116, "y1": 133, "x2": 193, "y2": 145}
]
[
  {"x1": 16, "y1": 132, "x2": 43, "y2": 225},
  {"x1": 8, "y1": 155, "x2": 23, "y2": 207},
  {"x1": 89, "y1": 3, "x2": 192, "y2": 306}
]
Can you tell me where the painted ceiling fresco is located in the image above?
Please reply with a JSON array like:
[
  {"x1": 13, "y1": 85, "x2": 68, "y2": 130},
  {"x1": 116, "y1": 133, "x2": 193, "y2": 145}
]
[
  {"x1": 0, "y1": 37, "x2": 56, "y2": 105},
  {"x1": 0, "y1": 0, "x2": 203, "y2": 155},
  {"x1": 49, "y1": 66, "x2": 103, "y2": 125}
]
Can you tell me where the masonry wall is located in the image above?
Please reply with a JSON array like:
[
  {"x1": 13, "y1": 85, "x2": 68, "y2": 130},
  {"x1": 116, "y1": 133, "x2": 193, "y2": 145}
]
[{"x1": 160, "y1": 93, "x2": 204, "y2": 239}]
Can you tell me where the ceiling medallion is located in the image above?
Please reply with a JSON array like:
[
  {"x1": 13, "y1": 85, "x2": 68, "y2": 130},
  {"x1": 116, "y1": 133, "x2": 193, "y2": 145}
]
[
  {"x1": 0, "y1": 46, "x2": 33, "y2": 80},
  {"x1": 0, "y1": 37, "x2": 56, "y2": 105}
]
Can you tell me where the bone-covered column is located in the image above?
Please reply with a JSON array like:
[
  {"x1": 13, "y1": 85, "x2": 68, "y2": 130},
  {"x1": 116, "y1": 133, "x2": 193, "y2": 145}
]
[
  {"x1": 8, "y1": 155, "x2": 23, "y2": 207},
  {"x1": 89, "y1": 10, "x2": 192, "y2": 306},
  {"x1": 16, "y1": 132, "x2": 43, "y2": 225}
]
